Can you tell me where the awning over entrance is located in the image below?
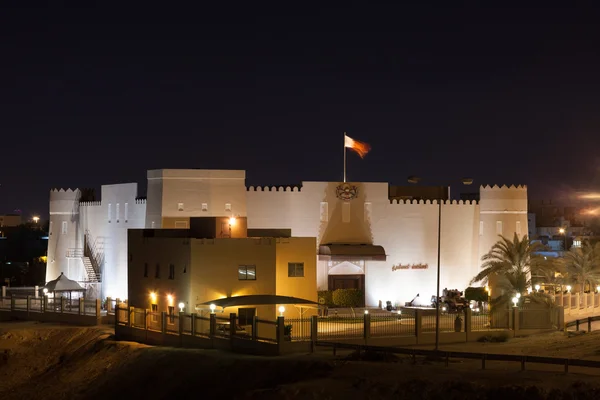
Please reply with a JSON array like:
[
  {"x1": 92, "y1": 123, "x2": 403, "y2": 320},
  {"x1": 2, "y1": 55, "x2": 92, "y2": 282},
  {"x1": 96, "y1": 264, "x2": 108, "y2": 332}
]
[
  {"x1": 198, "y1": 294, "x2": 318, "y2": 309},
  {"x1": 318, "y1": 244, "x2": 387, "y2": 261}
]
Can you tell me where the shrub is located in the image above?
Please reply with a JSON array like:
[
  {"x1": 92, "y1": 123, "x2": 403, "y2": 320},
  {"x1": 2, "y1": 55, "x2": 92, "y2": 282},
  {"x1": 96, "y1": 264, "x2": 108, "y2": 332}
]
[
  {"x1": 317, "y1": 290, "x2": 334, "y2": 307},
  {"x1": 332, "y1": 289, "x2": 364, "y2": 308},
  {"x1": 464, "y1": 287, "x2": 487, "y2": 303}
]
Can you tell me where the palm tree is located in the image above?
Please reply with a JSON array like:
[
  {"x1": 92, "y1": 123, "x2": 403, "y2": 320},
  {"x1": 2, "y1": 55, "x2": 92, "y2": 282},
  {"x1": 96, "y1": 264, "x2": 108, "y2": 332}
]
[
  {"x1": 471, "y1": 233, "x2": 550, "y2": 309},
  {"x1": 559, "y1": 241, "x2": 600, "y2": 295}
]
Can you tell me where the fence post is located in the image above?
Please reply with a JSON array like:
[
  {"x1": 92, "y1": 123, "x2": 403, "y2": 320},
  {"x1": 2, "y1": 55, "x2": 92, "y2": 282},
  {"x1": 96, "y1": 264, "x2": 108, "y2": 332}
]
[
  {"x1": 114, "y1": 304, "x2": 119, "y2": 327},
  {"x1": 209, "y1": 313, "x2": 216, "y2": 336},
  {"x1": 34, "y1": 286, "x2": 39, "y2": 298},
  {"x1": 588, "y1": 317, "x2": 592, "y2": 332},
  {"x1": 252, "y1": 315, "x2": 258, "y2": 341},
  {"x1": 128, "y1": 307, "x2": 134, "y2": 328},
  {"x1": 60, "y1": 297, "x2": 65, "y2": 313},
  {"x1": 191, "y1": 313, "x2": 196, "y2": 336},
  {"x1": 229, "y1": 313, "x2": 237, "y2": 339},
  {"x1": 95, "y1": 299, "x2": 101, "y2": 317},
  {"x1": 79, "y1": 297, "x2": 84, "y2": 315},
  {"x1": 513, "y1": 307, "x2": 520, "y2": 333},
  {"x1": 415, "y1": 310, "x2": 422, "y2": 343},
  {"x1": 310, "y1": 315, "x2": 318, "y2": 352},
  {"x1": 465, "y1": 307, "x2": 472, "y2": 342},
  {"x1": 576, "y1": 319, "x2": 579, "y2": 331},
  {"x1": 106, "y1": 297, "x2": 113, "y2": 313},
  {"x1": 1, "y1": 286, "x2": 5, "y2": 298},
  {"x1": 179, "y1": 312, "x2": 185, "y2": 335},
  {"x1": 363, "y1": 312, "x2": 371, "y2": 344},
  {"x1": 276, "y1": 316, "x2": 285, "y2": 353},
  {"x1": 43, "y1": 295, "x2": 48, "y2": 313},
  {"x1": 10, "y1": 295, "x2": 14, "y2": 311},
  {"x1": 26, "y1": 295, "x2": 31, "y2": 314},
  {"x1": 161, "y1": 311, "x2": 167, "y2": 334}
]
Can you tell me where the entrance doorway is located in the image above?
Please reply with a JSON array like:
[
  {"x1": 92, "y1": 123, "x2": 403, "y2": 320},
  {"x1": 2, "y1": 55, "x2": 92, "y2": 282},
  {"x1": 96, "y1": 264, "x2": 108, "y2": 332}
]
[{"x1": 328, "y1": 274, "x2": 365, "y2": 306}]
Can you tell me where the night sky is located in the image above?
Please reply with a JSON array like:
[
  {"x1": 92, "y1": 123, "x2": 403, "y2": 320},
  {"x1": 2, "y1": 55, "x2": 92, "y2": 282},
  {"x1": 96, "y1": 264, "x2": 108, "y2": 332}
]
[{"x1": 2, "y1": 4, "x2": 600, "y2": 219}]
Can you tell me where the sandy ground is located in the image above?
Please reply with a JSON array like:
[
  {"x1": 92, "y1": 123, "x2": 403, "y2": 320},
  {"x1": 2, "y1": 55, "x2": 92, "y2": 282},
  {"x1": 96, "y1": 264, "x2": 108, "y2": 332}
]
[{"x1": 2, "y1": 321, "x2": 600, "y2": 399}]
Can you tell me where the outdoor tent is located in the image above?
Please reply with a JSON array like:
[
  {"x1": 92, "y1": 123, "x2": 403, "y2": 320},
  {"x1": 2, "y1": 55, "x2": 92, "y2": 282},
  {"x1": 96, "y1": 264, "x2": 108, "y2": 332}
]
[{"x1": 43, "y1": 272, "x2": 86, "y2": 299}]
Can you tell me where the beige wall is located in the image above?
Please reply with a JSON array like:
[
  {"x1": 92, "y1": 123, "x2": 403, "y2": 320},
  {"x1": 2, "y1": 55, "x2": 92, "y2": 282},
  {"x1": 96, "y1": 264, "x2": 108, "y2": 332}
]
[
  {"x1": 127, "y1": 231, "x2": 191, "y2": 313},
  {"x1": 275, "y1": 237, "x2": 318, "y2": 318},
  {"x1": 190, "y1": 238, "x2": 277, "y2": 318}
]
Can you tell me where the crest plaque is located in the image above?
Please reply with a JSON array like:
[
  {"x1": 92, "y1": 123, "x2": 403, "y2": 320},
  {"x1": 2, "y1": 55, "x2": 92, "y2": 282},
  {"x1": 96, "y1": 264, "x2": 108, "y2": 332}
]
[{"x1": 336, "y1": 183, "x2": 359, "y2": 201}]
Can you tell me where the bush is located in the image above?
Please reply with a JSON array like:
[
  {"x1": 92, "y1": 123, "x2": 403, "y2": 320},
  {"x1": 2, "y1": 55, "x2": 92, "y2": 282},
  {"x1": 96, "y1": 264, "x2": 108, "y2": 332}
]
[
  {"x1": 317, "y1": 290, "x2": 334, "y2": 307},
  {"x1": 332, "y1": 289, "x2": 364, "y2": 308},
  {"x1": 465, "y1": 287, "x2": 487, "y2": 303},
  {"x1": 476, "y1": 332, "x2": 510, "y2": 343}
]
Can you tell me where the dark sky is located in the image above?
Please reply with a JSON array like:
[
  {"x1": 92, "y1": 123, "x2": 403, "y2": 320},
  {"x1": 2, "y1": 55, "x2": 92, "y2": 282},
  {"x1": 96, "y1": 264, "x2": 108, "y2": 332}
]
[{"x1": 2, "y1": 3, "x2": 600, "y2": 219}]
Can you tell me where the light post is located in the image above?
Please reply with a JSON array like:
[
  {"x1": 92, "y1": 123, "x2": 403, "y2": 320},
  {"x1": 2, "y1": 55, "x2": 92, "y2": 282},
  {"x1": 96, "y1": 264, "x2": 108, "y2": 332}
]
[{"x1": 559, "y1": 227, "x2": 567, "y2": 251}]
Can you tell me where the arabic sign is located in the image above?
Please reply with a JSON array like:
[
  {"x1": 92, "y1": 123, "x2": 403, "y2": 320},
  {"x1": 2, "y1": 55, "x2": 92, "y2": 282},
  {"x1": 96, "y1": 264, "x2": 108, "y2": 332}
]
[{"x1": 392, "y1": 263, "x2": 429, "y2": 271}]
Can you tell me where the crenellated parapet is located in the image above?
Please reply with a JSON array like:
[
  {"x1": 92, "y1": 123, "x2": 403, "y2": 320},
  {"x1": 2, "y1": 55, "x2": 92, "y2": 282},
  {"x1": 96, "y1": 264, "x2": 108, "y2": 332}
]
[
  {"x1": 246, "y1": 185, "x2": 302, "y2": 192},
  {"x1": 389, "y1": 199, "x2": 479, "y2": 205},
  {"x1": 79, "y1": 201, "x2": 101, "y2": 207},
  {"x1": 480, "y1": 184, "x2": 527, "y2": 191},
  {"x1": 135, "y1": 198, "x2": 146, "y2": 204},
  {"x1": 50, "y1": 188, "x2": 80, "y2": 201}
]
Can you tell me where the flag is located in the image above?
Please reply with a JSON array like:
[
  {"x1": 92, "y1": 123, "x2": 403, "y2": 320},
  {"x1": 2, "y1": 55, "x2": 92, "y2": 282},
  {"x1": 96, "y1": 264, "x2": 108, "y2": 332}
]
[{"x1": 344, "y1": 134, "x2": 371, "y2": 158}]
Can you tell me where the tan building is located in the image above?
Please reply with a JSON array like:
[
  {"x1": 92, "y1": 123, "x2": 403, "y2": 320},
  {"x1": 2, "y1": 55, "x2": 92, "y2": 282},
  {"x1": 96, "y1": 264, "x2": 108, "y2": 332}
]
[
  {"x1": 127, "y1": 222, "x2": 317, "y2": 323},
  {"x1": 0, "y1": 214, "x2": 22, "y2": 228}
]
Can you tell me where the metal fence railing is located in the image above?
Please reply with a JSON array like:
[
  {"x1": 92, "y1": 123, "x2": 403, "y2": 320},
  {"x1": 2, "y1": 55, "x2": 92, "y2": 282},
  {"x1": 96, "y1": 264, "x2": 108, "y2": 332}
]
[
  {"x1": 370, "y1": 314, "x2": 415, "y2": 337},
  {"x1": 285, "y1": 318, "x2": 311, "y2": 341},
  {"x1": 317, "y1": 316, "x2": 364, "y2": 340}
]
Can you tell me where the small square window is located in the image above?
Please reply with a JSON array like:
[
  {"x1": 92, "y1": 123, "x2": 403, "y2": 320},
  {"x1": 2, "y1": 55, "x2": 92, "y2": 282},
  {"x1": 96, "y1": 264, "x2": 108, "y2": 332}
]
[
  {"x1": 288, "y1": 262, "x2": 304, "y2": 277},
  {"x1": 238, "y1": 265, "x2": 256, "y2": 280},
  {"x1": 202, "y1": 203, "x2": 208, "y2": 211},
  {"x1": 225, "y1": 203, "x2": 232, "y2": 211},
  {"x1": 178, "y1": 203, "x2": 184, "y2": 211}
]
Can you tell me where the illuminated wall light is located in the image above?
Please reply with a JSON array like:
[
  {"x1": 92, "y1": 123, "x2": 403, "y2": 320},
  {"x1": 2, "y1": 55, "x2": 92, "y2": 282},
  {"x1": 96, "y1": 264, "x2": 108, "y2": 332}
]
[
  {"x1": 364, "y1": 309, "x2": 369, "y2": 314},
  {"x1": 210, "y1": 304, "x2": 216, "y2": 313},
  {"x1": 229, "y1": 217, "x2": 236, "y2": 226},
  {"x1": 167, "y1": 294, "x2": 173, "y2": 303},
  {"x1": 150, "y1": 292, "x2": 157, "y2": 301},
  {"x1": 278, "y1": 305, "x2": 285, "y2": 316}
]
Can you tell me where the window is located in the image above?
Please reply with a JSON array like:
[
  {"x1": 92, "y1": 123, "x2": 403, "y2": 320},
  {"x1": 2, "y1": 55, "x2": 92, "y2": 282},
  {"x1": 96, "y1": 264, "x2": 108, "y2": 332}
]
[
  {"x1": 202, "y1": 203, "x2": 208, "y2": 211},
  {"x1": 61, "y1": 221, "x2": 67, "y2": 234},
  {"x1": 496, "y1": 221, "x2": 503, "y2": 235},
  {"x1": 116, "y1": 203, "x2": 120, "y2": 222},
  {"x1": 168, "y1": 264, "x2": 175, "y2": 280},
  {"x1": 364, "y1": 202, "x2": 372, "y2": 222},
  {"x1": 516, "y1": 221, "x2": 521, "y2": 235},
  {"x1": 151, "y1": 304, "x2": 158, "y2": 323},
  {"x1": 124, "y1": 203, "x2": 128, "y2": 222},
  {"x1": 238, "y1": 308, "x2": 256, "y2": 326},
  {"x1": 238, "y1": 265, "x2": 256, "y2": 280},
  {"x1": 225, "y1": 203, "x2": 232, "y2": 212},
  {"x1": 178, "y1": 202, "x2": 184, "y2": 211},
  {"x1": 143, "y1": 263, "x2": 148, "y2": 278},
  {"x1": 479, "y1": 221, "x2": 484, "y2": 236},
  {"x1": 320, "y1": 202, "x2": 328, "y2": 222},
  {"x1": 108, "y1": 203, "x2": 112, "y2": 222},
  {"x1": 167, "y1": 306, "x2": 175, "y2": 324},
  {"x1": 342, "y1": 203, "x2": 351, "y2": 223},
  {"x1": 155, "y1": 263, "x2": 160, "y2": 279},
  {"x1": 288, "y1": 262, "x2": 304, "y2": 277}
]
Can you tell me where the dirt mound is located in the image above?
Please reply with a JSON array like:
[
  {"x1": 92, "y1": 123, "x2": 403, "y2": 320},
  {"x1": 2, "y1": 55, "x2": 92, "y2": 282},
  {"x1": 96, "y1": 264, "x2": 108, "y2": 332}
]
[{"x1": 2, "y1": 322, "x2": 600, "y2": 399}]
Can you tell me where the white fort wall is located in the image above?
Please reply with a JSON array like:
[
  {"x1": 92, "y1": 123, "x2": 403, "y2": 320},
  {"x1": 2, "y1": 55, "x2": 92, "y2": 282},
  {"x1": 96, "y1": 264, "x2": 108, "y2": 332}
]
[
  {"x1": 247, "y1": 183, "x2": 527, "y2": 307},
  {"x1": 46, "y1": 184, "x2": 146, "y2": 300}
]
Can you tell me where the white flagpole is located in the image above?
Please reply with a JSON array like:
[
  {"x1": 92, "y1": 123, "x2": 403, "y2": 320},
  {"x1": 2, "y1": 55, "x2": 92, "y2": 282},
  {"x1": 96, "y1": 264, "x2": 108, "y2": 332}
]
[{"x1": 343, "y1": 132, "x2": 347, "y2": 183}]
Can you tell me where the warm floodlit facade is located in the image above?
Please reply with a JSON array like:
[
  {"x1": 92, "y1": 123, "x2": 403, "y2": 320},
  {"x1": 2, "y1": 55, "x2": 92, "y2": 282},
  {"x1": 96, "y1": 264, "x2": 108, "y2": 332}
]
[{"x1": 46, "y1": 169, "x2": 528, "y2": 306}]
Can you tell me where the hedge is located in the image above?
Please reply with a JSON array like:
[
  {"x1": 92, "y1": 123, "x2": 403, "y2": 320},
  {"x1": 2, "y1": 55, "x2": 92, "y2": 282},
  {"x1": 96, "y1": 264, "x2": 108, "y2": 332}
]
[
  {"x1": 317, "y1": 290, "x2": 334, "y2": 307},
  {"x1": 332, "y1": 289, "x2": 364, "y2": 308}
]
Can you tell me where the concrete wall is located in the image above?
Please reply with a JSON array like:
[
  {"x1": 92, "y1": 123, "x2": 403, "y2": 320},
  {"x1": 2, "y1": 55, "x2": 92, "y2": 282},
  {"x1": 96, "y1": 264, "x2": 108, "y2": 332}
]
[{"x1": 47, "y1": 189, "x2": 81, "y2": 281}]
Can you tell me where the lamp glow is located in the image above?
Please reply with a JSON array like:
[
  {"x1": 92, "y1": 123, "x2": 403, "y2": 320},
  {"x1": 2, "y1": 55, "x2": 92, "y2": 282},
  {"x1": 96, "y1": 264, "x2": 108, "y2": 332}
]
[
  {"x1": 566, "y1": 285, "x2": 572, "y2": 292},
  {"x1": 167, "y1": 294, "x2": 173, "y2": 302},
  {"x1": 32, "y1": 216, "x2": 39, "y2": 223},
  {"x1": 178, "y1": 302, "x2": 185, "y2": 312},
  {"x1": 150, "y1": 292, "x2": 157, "y2": 301},
  {"x1": 535, "y1": 284, "x2": 540, "y2": 291},
  {"x1": 229, "y1": 217, "x2": 236, "y2": 226},
  {"x1": 597, "y1": 285, "x2": 600, "y2": 293},
  {"x1": 43, "y1": 288, "x2": 48, "y2": 295},
  {"x1": 527, "y1": 288, "x2": 532, "y2": 294},
  {"x1": 364, "y1": 309, "x2": 369, "y2": 314},
  {"x1": 209, "y1": 304, "x2": 216, "y2": 313},
  {"x1": 516, "y1": 293, "x2": 521, "y2": 299},
  {"x1": 278, "y1": 305, "x2": 285, "y2": 316},
  {"x1": 512, "y1": 297, "x2": 518, "y2": 307}
]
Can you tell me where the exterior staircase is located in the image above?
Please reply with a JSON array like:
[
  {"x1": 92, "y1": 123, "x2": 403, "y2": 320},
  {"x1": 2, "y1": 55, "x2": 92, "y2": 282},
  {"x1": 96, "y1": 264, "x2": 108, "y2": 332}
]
[{"x1": 82, "y1": 256, "x2": 100, "y2": 282}]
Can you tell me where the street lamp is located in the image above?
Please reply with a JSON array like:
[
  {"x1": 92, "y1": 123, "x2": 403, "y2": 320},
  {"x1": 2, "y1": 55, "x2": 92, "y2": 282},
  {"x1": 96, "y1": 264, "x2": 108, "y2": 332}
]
[
  {"x1": 559, "y1": 228, "x2": 567, "y2": 251},
  {"x1": 32, "y1": 216, "x2": 39, "y2": 224},
  {"x1": 535, "y1": 284, "x2": 541, "y2": 292},
  {"x1": 209, "y1": 304, "x2": 216, "y2": 313},
  {"x1": 178, "y1": 302, "x2": 185, "y2": 312}
]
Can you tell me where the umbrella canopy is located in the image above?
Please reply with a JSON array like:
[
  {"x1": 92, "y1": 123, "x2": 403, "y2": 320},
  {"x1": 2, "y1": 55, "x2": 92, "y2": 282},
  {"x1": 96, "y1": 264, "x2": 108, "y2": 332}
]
[
  {"x1": 44, "y1": 272, "x2": 85, "y2": 292},
  {"x1": 199, "y1": 294, "x2": 317, "y2": 309}
]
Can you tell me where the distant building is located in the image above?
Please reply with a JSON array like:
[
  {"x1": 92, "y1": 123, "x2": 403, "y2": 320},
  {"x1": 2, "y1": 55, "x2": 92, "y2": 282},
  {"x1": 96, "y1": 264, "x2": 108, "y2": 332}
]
[
  {"x1": 46, "y1": 169, "x2": 528, "y2": 306},
  {"x1": 0, "y1": 214, "x2": 22, "y2": 229}
]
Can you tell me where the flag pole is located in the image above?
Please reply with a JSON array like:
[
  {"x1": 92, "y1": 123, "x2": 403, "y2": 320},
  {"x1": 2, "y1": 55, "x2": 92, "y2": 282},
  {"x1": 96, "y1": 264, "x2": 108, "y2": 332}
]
[{"x1": 343, "y1": 132, "x2": 347, "y2": 182}]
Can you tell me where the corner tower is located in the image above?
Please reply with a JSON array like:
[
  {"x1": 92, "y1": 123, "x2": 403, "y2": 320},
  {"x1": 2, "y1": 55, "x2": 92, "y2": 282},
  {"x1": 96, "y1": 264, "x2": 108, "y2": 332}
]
[{"x1": 46, "y1": 188, "x2": 81, "y2": 282}]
